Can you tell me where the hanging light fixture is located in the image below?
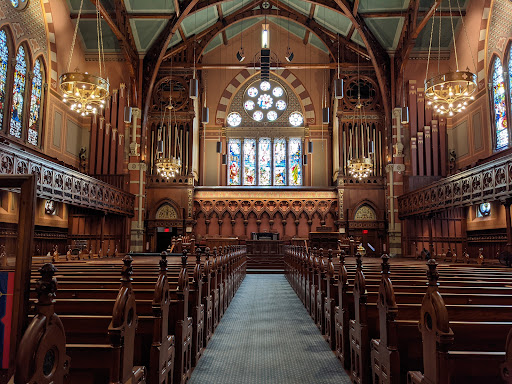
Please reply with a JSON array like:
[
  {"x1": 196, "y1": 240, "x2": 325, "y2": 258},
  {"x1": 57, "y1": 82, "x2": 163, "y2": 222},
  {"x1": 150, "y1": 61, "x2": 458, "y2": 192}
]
[
  {"x1": 308, "y1": 141, "x2": 313, "y2": 153},
  {"x1": 60, "y1": 0, "x2": 109, "y2": 116},
  {"x1": 285, "y1": 8, "x2": 293, "y2": 62},
  {"x1": 237, "y1": 0, "x2": 245, "y2": 62},
  {"x1": 334, "y1": 34, "x2": 344, "y2": 99},
  {"x1": 155, "y1": 71, "x2": 181, "y2": 178},
  {"x1": 424, "y1": 0, "x2": 477, "y2": 116},
  {"x1": 190, "y1": 12, "x2": 199, "y2": 99},
  {"x1": 222, "y1": 154, "x2": 227, "y2": 165},
  {"x1": 348, "y1": 53, "x2": 373, "y2": 180}
]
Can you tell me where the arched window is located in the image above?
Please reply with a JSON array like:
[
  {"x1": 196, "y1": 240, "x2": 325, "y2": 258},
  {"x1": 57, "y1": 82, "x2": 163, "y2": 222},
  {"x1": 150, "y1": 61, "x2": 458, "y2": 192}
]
[
  {"x1": 492, "y1": 57, "x2": 508, "y2": 151},
  {"x1": 258, "y1": 137, "x2": 272, "y2": 186},
  {"x1": 10, "y1": 46, "x2": 27, "y2": 139},
  {"x1": 228, "y1": 139, "x2": 241, "y2": 186},
  {"x1": 509, "y1": 45, "x2": 512, "y2": 113},
  {"x1": 28, "y1": 58, "x2": 43, "y2": 146},
  {"x1": 243, "y1": 138, "x2": 256, "y2": 186},
  {"x1": 0, "y1": 30, "x2": 8, "y2": 130},
  {"x1": 288, "y1": 138, "x2": 302, "y2": 186}
]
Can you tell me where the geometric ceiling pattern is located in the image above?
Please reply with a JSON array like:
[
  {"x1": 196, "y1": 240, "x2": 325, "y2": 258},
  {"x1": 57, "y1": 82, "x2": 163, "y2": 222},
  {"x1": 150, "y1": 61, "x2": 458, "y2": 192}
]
[{"x1": 66, "y1": 0, "x2": 468, "y2": 56}]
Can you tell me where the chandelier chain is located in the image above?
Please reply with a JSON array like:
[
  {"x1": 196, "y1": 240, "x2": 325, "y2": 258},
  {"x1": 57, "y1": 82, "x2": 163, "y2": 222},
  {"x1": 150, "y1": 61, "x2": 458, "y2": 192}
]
[
  {"x1": 425, "y1": 5, "x2": 436, "y2": 81},
  {"x1": 438, "y1": 6, "x2": 441, "y2": 74},
  {"x1": 67, "y1": 0, "x2": 83, "y2": 73},
  {"x1": 457, "y1": 0, "x2": 477, "y2": 72},
  {"x1": 448, "y1": 0, "x2": 459, "y2": 71}
]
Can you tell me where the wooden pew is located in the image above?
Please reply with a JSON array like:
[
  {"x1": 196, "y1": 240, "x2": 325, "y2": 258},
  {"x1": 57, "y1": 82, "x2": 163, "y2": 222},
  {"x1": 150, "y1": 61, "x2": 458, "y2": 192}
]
[
  {"x1": 13, "y1": 263, "x2": 70, "y2": 383},
  {"x1": 407, "y1": 259, "x2": 507, "y2": 384},
  {"x1": 65, "y1": 255, "x2": 147, "y2": 383}
]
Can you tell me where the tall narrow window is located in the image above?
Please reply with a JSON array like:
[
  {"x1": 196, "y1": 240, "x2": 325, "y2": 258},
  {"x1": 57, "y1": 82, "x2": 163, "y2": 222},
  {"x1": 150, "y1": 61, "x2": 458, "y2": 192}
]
[
  {"x1": 243, "y1": 138, "x2": 256, "y2": 185},
  {"x1": 288, "y1": 138, "x2": 302, "y2": 185},
  {"x1": 493, "y1": 57, "x2": 508, "y2": 150},
  {"x1": 10, "y1": 46, "x2": 27, "y2": 139},
  {"x1": 228, "y1": 139, "x2": 241, "y2": 186},
  {"x1": 509, "y1": 46, "x2": 512, "y2": 115},
  {"x1": 273, "y1": 138, "x2": 286, "y2": 186},
  {"x1": 0, "y1": 31, "x2": 8, "y2": 129},
  {"x1": 28, "y1": 59, "x2": 43, "y2": 146},
  {"x1": 258, "y1": 137, "x2": 272, "y2": 185}
]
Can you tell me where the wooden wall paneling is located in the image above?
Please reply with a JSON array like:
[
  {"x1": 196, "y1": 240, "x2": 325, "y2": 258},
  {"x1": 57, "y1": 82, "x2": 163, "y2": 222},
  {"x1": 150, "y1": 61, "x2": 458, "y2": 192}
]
[
  {"x1": 425, "y1": 126, "x2": 432, "y2": 176},
  {"x1": 432, "y1": 120, "x2": 439, "y2": 176},
  {"x1": 89, "y1": 115, "x2": 98, "y2": 174},
  {"x1": 117, "y1": 86, "x2": 127, "y2": 174},
  {"x1": 411, "y1": 137, "x2": 418, "y2": 176},
  {"x1": 439, "y1": 117, "x2": 447, "y2": 177},
  {"x1": 418, "y1": 132, "x2": 424, "y2": 176},
  {"x1": 96, "y1": 117, "x2": 105, "y2": 174},
  {"x1": 102, "y1": 97, "x2": 112, "y2": 174},
  {"x1": 109, "y1": 90, "x2": 119, "y2": 174}
]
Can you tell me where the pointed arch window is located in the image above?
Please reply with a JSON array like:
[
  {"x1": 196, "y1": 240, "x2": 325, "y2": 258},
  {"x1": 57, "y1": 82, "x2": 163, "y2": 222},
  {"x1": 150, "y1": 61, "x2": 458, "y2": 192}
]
[
  {"x1": 28, "y1": 58, "x2": 43, "y2": 146},
  {"x1": 288, "y1": 138, "x2": 302, "y2": 186},
  {"x1": 10, "y1": 46, "x2": 27, "y2": 139},
  {"x1": 492, "y1": 57, "x2": 509, "y2": 151},
  {"x1": 0, "y1": 30, "x2": 8, "y2": 129}
]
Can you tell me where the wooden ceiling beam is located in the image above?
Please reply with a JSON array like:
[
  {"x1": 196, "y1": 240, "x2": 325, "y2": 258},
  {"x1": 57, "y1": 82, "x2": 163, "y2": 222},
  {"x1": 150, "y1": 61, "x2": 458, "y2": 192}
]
[
  {"x1": 353, "y1": 0, "x2": 360, "y2": 16},
  {"x1": 159, "y1": 62, "x2": 376, "y2": 70},
  {"x1": 89, "y1": 0, "x2": 138, "y2": 78}
]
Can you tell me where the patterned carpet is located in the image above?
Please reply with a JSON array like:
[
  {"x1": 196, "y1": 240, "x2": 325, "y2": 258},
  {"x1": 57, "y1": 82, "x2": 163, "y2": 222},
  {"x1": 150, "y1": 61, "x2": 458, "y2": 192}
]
[{"x1": 189, "y1": 275, "x2": 351, "y2": 384}]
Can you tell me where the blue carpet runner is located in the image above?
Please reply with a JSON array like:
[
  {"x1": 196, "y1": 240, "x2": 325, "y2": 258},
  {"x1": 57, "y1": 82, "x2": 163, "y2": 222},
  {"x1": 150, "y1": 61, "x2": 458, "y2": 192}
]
[{"x1": 189, "y1": 274, "x2": 351, "y2": 384}]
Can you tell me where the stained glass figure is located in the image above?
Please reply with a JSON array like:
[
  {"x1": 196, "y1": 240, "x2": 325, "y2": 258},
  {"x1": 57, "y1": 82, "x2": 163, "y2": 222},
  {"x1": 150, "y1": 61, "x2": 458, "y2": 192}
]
[
  {"x1": 493, "y1": 58, "x2": 508, "y2": 150},
  {"x1": 289, "y1": 111, "x2": 303, "y2": 127},
  {"x1": 257, "y1": 94, "x2": 273, "y2": 109},
  {"x1": 11, "y1": 0, "x2": 19, "y2": 7},
  {"x1": 276, "y1": 100, "x2": 287, "y2": 110},
  {"x1": 28, "y1": 59, "x2": 43, "y2": 146},
  {"x1": 253, "y1": 110, "x2": 264, "y2": 121},
  {"x1": 260, "y1": 81, "x2": 271, "y2": 91},
  {"x1": 272, "y1": 87, "x2": 284, "y2": 97},
  {"x1": 228, "y1": 139, "x2": 241, "y2": 185},
  {"x1": 227, "y1": 112, "x2": 242, "y2": 127},
  {"x1": 244, "y1": 100, "x2": 255, "y2": 111},
  {"x1": 258, "y1": 137, "x2": 272, "y2": 185},
  {"x1": 243, "y1": 138, "x2": 256, "y2": 185},
  {"x1": 273, "y1": 138, "x2": 286, "y2": 186},
  {"x1": 247, "y1": 87, "x2": 258, "y2": 97},
  {"x1": 10, "y1": 46, "x2": 27, "y2": 139},
  {"x1": 288, "y1": 138, "x2": 302, "y2": 185},
  {"x1": 0, "y1": 30, "x2": 8, "y2": 130},
  {"x1": 267, "y1": 111, "x2": 277, "y2": 121}
]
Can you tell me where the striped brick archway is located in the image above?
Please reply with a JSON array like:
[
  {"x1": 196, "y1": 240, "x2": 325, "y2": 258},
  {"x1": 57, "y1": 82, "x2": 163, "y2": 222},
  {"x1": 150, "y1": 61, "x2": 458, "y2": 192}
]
[
  {"x1": 42, "y1": 0, "x2": 58, "y2": 91},
  {"x1": 477, "y1": 0, "x2": 492, "y2": 90},
  {"x1": 215, "y1": 69, "x2": 316, "y2": 125}
]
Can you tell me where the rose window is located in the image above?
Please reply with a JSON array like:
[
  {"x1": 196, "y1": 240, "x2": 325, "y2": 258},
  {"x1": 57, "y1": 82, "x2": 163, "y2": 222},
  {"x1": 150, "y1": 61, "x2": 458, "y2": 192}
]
[
  {"x1": 257, "y1": 94, "x2": 273, "y2": 109},
  {"x1": 243, "y1": 79, "x2": 288, "y2": 123}
]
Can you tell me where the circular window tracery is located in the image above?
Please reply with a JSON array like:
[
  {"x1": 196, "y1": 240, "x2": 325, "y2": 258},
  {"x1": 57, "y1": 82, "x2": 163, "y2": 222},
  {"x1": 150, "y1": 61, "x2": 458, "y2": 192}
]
[
  {"x1": 243, "y1": 79, "x2": 288, "y2": 123},
  {"x1": 227, "y1": 112, "x2": 242, "y2": 127},
  {"x1": 289, "y1": 112, "x2": 304, "y2": 127},
  {"x1": 10, "y1": 0, "x2": 29, "y2": 10}
]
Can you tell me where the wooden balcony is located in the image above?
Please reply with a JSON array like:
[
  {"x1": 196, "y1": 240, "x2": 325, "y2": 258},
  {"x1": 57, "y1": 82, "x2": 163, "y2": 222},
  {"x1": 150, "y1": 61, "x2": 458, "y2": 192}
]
[
  {"x1": 0, "y1": 143, "x2": 134, "y2": 216},
  {"x1": 398, "y1": 152, "x2": 512, "y2": 218}
]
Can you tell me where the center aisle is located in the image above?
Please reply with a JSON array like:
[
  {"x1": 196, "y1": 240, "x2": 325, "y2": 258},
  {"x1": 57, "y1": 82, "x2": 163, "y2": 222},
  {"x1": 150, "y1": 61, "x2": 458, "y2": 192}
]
[{"x1": 189, "y1": 274, "x2": 351, "y2": 384}]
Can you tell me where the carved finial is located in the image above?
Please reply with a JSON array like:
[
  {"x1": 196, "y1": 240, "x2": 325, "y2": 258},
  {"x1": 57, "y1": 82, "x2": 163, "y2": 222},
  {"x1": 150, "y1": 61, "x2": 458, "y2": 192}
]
[
  {"x1": 328, "y1": 249, "x2": 333, "y2": 261},
  {"x1": 426, "y1": 259, "x2": 439, "y2": 286},
  {"x1": 196, "y1": 248, "x2": 202, "y2": 264},
  {"x1": 121, "y1": 255, "x2": 133, "y2": 282},
  {"x1": 182, "y1": 249, "x2": 188, "y2": 267},
  {"x1": 339, "y1": 249, "x2": 346, "y2": 264},
  {"x1": 160, "y1": 251, "x2": 168, "y2": 272},
  {"x1": 205, "y1": 247, "x2": 210, "y2": 259},
  {"x1": 381, "y1": 254, "x2": 390, "y2": 276},
  {"x1": 356, "y1": 252, "x2": 362, "y2": 269},
  {"x1": 36, "y1": 263, "x2": 58, "y2": 304},
  {"x1": 319, "y1": 248, "x2": 324, "y2": 259},
  {"x1": 219, "y1": 246, "x2": 223, "y2": 256},
  {"x1": 213, "y1": 247, "x2": 217, "y2": 257}
]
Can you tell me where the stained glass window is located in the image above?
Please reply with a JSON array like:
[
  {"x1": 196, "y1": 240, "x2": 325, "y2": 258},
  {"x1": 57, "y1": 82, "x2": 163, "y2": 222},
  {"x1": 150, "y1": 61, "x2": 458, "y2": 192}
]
[
  {"x1": 11, "y1": 0, "x2": 19, "y2": 7},
  {"x1": 28, "y1": 59, "x2": 43, "y2": 146},
  {"x1": 243, "y1": 138, "x2": 256, "y2": 185},
  {"x1": 476, "y1": 202, "x2": 491, "y2": 218},
  {"x1": 288, "y1": 138, "x2": 302, "y2": 186},
  {"x1": 228, "y1": 139, "x2": 241, "y2": 185},
  {"x1": 227, "y1": 112, "x2": 242, "y2": 127},
  {"x1": 243, "y1": 79, "x2": 288, "y2": 123},
  {"x1": 10, "y1": 46, "x2": 27, "y2": 139},
  {"x1": 289, "y1": 112, "x2": 304, "y2": 127},
  {"x1": 258, "y1": 138, "x2": 272, "y2": 185},
  {"x1": 0, "y1": 30, "x2": 8, "y2": 130},
  {"x1": 493, "y1": 57, "x2": 508, "y2": 150},
  {"x1": 273, "y1": 138, "x2": 286, "y2": 186},
  {"x1": 509, "y1": 46, "x2": 512, "y2": 119}
]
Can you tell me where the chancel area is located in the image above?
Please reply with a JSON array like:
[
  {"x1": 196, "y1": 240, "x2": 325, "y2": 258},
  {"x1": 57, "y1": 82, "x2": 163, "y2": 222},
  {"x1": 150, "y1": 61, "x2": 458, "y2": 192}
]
[{"x1": 2, "y1": 0, "x2": 512, "y2": 383}]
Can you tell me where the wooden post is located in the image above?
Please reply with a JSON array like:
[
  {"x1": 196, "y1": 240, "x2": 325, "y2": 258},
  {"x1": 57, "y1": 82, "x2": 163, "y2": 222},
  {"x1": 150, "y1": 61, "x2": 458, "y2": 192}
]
[
  {"x1": 428, "y1": 215, "x2": 434, "y2": 257},
  {"x1": 503, "y1": 200, "x2": 512, "y2": 254},
  {"x1": 3, "y1": 176, "x2": 36, "y2": 375}
]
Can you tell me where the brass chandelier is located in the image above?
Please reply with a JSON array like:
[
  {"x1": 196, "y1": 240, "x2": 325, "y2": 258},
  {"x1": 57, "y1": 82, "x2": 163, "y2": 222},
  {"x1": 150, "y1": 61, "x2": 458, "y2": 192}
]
[
  {"x1": 155, "y1": 75, "x2": 182, "y2": 179},
  {"x1": 60, "y1": 0, "x2": 109, "y2": 116},
  {"x1": 424, "y1": 0, "x2": 476, "y2": 116}
]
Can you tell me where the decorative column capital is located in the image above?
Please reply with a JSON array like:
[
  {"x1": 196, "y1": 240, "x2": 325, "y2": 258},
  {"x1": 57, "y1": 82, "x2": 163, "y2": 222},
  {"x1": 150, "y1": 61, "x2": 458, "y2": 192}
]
[{"x1": 385, "y1": 163, "x2": 405, "y2": 174}]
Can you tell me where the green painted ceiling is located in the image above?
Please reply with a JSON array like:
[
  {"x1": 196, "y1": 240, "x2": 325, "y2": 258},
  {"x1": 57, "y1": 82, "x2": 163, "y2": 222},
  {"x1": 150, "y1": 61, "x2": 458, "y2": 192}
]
[{"x1": 66, "y1": 0, "x2": 468, "y2": 55}]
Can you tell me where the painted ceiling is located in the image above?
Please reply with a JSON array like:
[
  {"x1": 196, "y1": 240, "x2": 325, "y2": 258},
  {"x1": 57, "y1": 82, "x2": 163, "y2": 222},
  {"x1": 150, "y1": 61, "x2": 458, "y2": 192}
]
[{"x1": 66, "y1": 0, "x2": 468, "y2": 56}]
